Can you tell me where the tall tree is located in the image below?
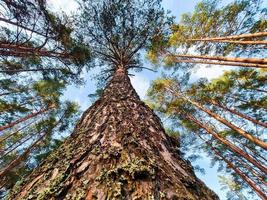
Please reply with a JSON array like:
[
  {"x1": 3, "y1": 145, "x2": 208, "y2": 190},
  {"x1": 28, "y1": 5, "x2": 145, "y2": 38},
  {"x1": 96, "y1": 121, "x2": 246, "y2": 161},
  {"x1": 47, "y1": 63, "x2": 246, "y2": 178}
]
[
  {"x1": 0, "y1": 0, "x2": 91, "y2": 82},
  {"x1": 6, "y1": 0, "x2": 219, "y2": 199}
]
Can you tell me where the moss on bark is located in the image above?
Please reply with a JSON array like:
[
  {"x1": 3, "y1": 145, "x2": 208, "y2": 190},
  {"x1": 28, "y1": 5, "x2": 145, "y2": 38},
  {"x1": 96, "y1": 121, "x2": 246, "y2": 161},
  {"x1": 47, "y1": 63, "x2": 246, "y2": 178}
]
[{"x1": 8, "y1": 71, "x2": 219, "y2": 200}]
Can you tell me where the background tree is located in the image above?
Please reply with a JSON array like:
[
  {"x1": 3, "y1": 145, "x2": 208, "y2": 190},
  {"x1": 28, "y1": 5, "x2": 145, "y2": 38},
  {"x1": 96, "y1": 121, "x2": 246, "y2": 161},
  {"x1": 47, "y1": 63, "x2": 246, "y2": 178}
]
[
  {"x1": 146, "y1": 1, "x2": 266, "y2": 198},
  {"x1": 147, "y1": 0, "x2": 267, "y2": 68},
  {"x1": 0, "y1": 0, "x2": 91, "y2": 82},
  {"x1": 0, "y1": 77, "x2": 80, "y2": 198},
  {"x1": 147, "y1": 69, "x2": 266, "y2": 199},
  {"x1": 0, "y1": 1, "x2": 90, "y2": 195}
]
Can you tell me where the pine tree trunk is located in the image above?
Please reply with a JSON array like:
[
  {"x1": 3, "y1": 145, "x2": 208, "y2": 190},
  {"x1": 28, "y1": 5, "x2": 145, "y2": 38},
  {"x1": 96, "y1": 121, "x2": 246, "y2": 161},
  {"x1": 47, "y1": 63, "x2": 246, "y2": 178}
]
[
  {"x1": 209, "y1": 100, "x2": 267, "y2": 128},
  {"x1": 186, "y1": 114, "x2": 267, "y2": 174},
  {"x1": 0, "y1": 49, "x2": 69, "y2": 59},
  {"x1": 7, "y1": 69, "x2": 218, "y2": 200},
  {"x1": 171, "y1": 58, "x2": 267, "y2": 68},
  {"x1": 187, "y1": 32, "x2": 267, "y2": 41},
  {"x1": 0, "y1": 17, "x2": 47, "y2": 37},
  {"x1": 183, "y1": 97, "x2": 267, "y2": 150},
  {"x1": 196, "y1": 135, "x2": 267, "y2": 200},
  {"x1": 0, "y1": 106, "x2": 53, "y2": 132},
  {"x1": 173, "y1": 54, "x2": 267, "y2": 64},
  {"x1": 187, "y1": 39, "x2": 267, "y2": 45},
  {"x1": 0, "y1": 131, "x2": 47, "y2": 181}
]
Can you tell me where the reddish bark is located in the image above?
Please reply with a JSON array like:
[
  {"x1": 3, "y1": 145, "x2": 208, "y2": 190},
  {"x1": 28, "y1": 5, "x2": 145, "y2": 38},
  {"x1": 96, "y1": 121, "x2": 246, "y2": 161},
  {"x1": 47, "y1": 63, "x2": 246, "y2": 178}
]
[
  {"x1": 209, "y1": 99, "x2": 267, "y2": 128},
  {"x1": 171, "y1": 58, "x2": 267, "y2": 68},
  {"x1": 186, "y1": 114, "x2": 267, "y2": 174},
  {"x1": 188, "y1": 32, "x2": 267, "y2": 41},
  {"x1": 8, "y1": 68, "x2": 218, "y2": 200},
  {"x1": 197, "y1": 134, "x2": 267, "y2": 200},
  {"x1": 183, "y1": 97, "x2": 267, "y2": 150},
  {"x1": 0, "y1": 105, "x2": 54, "y2": 132},
  {"x1": 187, "y1": 39, "x2": 267, "y2": 45},
  {"x1": 173, "y1": 54, "x2": 267, "y2": 64}
]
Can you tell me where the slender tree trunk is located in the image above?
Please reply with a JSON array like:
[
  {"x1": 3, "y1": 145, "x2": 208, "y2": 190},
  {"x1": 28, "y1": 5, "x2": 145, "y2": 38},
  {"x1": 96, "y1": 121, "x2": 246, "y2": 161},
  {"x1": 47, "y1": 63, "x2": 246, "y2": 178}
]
[
  {"x1": 187, "y1": 32, "x2": 267, "y2": 41},
  {"x1": 0, "y1": 17, "x2": 48, "y2": 38},
  {"x1": 209, "y1": 99, "x2": 267, "y2": 128},
  {"x1": 172, "y1": 54, "x2": 267, "y2": 64},
  {"x1": 0, "y1": 49, "x2": 70, "y2": 59},
  {"x1": 0, "y1": 105, "x2": 54, "y2": 132},
  {"x1": 186, "y1": 114, "x2": 267, "y2": 174},
  {"x1": 0, "y1": 131, "x2": 47, "y2": 182},
  {"x1": 0, "y1": 113, "x2": 65, "y2": 182},
  {"x1": 240, "y1": 141, "x2": 267, "y2": 163},
  {"x1": 213, "y1": 150, "x2": 267, "y2": 200},
  {"x1": 0, "y1": 43, "x2": 70, "y2": 58},
  {"x1": 0, "y1": 68, "x2": 67, "y2": 74},
  {"x1": 0, "y1": 43, "x2": 43, "y2": 51},
  {"x1": 8, "y1": 68, "x2": 218, "y2": 200},
  {"x1": 0, "y1": 121, "x2": 35, "y2": 144},
  {"x1": 235, "y1": 157, "x2": 267, "y2": 188},
  {"x1": 0, "y1": 91, "x2": 22, "y2": 97},
  {"x1": 187, "y1": 39, "x2": 267, "y2": 45},
  {"x1": 182, "y1": 96, "x2": 267, "y2": 149},
  {"x1": 171, "y1": 58, "x2": 267, "y2": 68},
  {"x1": 246, "y1": 87, "x2": 267, "y2": 93},
  {"x1": 0, "y1": 97, "x2": 38, "y2": 113},
  {"x1": 228, "y1": 95, "x2": 267, "y2": 110},
  {"x1": 197, "y1": 135, "x2": 267, "y2": 200},
  {"x1": 238, "y1": 84, "x2": 267, "y2": 93},
  {"x1": 0, "y1": 132, "x2": 36, "y2": 160}
]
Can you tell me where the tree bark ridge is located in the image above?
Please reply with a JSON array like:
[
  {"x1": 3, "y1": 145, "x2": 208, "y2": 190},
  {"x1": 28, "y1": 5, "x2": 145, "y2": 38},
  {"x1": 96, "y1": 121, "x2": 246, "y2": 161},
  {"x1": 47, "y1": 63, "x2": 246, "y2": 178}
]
[{"x1": 8, "y1": 70, "x2": 218, "y2": 200}]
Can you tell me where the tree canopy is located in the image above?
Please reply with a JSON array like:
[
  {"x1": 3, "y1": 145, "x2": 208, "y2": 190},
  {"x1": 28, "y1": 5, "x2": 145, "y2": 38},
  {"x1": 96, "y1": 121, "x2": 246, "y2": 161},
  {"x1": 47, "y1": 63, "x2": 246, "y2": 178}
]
[{"x1": 77, "y1": 0, "x2": 171, "y2": 80}]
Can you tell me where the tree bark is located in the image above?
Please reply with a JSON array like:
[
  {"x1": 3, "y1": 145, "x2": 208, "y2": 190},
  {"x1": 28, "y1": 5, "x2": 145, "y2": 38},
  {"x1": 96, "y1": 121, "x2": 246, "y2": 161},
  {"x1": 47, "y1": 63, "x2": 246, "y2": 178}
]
[
  {"x1": 196, "y1": 135, "x2": 267, "y2": 200},
  {"x1": 172, "y1": 54, "x2": 267, "y2": 64},
  {"x1": 187, "y1": 39, "x2": 267, "y2": 45},
  {"x1": 208, "y1": 99, "x2": 267, "y2": 128},
  {"x1": 182, "y1": 96, "x2": 267, "y2": 150},
  {"x1": 171, "y1": 58, "x2": 267, "y2": 68},
  {"x1": 187, "y1": 32, "x2": 267, "y2": 41},
  {"x1": 186, "y1": 114, "x2": 267, "y2": 174},
  {"x1": 8, "y1": 68, "x2": 218, "y2": 200}
]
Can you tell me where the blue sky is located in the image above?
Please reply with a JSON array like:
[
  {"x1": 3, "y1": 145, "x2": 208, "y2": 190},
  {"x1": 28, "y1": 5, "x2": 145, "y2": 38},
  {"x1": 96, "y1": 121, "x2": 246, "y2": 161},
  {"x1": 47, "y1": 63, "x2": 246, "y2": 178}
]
[{"x1": 47, "y1": 0, "x2": 264, "y2": 199}]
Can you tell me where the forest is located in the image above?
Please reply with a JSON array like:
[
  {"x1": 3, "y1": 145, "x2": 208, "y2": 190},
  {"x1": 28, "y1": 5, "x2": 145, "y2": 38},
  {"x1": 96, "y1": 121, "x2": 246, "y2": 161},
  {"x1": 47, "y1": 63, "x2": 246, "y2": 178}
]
[{"x1": 0, "y1": 0, "x2": 266, "y2": 199}]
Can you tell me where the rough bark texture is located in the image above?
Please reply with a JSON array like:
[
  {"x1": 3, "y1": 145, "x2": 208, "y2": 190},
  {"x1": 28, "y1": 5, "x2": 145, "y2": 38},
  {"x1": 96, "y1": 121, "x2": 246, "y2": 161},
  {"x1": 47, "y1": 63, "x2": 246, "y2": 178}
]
[
  {"x1": 8, "y1": 69, "x2": 219, "y2": 200},
  {"x1": 188, "y1": 32, "x2": 267, "y2": 40}
]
